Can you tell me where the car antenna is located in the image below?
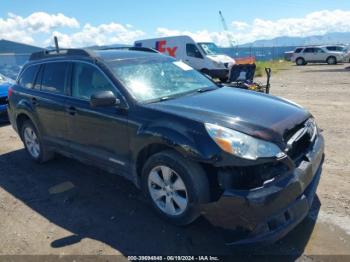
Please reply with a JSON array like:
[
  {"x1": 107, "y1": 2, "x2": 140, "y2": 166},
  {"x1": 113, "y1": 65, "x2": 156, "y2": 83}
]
[{"x1": 54, "y1": 36, "x2": 59, "y2": 54}]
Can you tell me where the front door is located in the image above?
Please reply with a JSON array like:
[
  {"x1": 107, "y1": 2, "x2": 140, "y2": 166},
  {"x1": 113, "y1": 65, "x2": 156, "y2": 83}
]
[
  {"x1": 313, "y1": 47, "x2": 327, "y2": 62},
  {"x1": 65, "y1": 61, "x2": 129, "y2": 170},
  {"x1": 303, "y1": 47, "x2": 315, "y2": 62},
  {"x1": 184, "y1": 43, "x2": 205, "y2": 70}
]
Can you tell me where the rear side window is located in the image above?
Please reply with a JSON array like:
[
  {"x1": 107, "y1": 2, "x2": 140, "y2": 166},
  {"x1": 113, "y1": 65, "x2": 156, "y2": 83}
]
[
  {"x1": 327, "y1": 46, "x2": 344, "y2": 52},
  {"x1": 18, "y1": 65, "x2": 40, "y2": 89},
  {"x1": 186, "y1": 44, "x2": 203, "y2": 58},
  {"x1": 303, "y1": 48, "x2": 314, "y2": 53},
  {"x1": 41, "y1": 62, "x2": 69, "y2": 94},
  {"x1": 294, "y1": 48, "x2": 303, "y2": 53},
  {"x1": 314, "y1": 48, "x2": 325, "y2": 53},
  {"x1": 71, "y1": 62, "x2": 116, "y2": 100}
]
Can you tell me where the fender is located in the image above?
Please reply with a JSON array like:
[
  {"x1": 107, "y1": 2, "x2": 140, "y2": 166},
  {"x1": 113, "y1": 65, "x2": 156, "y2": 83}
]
[
  {"x1": 129, "y1": 122, "x2": 220, "y2": 188},
  {"x1": 133, "y1": 117, "x2": 222, "y2": 160},
  {"x1": 14, "y1": 99, "x2": 43, "y2": 138}
]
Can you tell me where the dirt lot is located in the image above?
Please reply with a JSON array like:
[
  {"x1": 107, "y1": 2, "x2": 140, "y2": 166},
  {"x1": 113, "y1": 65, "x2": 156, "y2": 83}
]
[{"x1": 0, "y1": 64, "x2": 350, "y2": 259}]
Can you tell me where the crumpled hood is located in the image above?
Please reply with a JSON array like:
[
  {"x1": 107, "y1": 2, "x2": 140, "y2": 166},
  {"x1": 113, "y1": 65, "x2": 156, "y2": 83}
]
[
  {"x1": 207, "y1": 54, "x2": 235, "y2": 65},
  {"x1": 147, "y1": 87, "x2": 310, "y2": 147}
]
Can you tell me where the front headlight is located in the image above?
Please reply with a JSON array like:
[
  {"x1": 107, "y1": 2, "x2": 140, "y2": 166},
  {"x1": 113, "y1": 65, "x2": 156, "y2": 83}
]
[{"x1": 205, "y1": 123, "x2": 283, "y2": 160}]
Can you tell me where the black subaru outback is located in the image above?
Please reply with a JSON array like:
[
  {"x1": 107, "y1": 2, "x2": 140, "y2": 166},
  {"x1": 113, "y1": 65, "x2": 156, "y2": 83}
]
[{"x1": 7, "y1": 48, "x2": 324, "y2": 244}]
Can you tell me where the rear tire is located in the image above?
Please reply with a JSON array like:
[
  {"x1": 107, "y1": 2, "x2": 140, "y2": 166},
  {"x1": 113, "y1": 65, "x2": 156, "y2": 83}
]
[
  {"x1": 142, "y1": 150, "x2": 209, "y2": 225},
  {"x1": 326, "y1": 56, "x2": 337, "y2": 65},
  {"x1": 21, "y1": 120, "x2": 54, "y2": 163},
  {"x1": 296, "y1": 58, "x2": 306, "y2": 66}
]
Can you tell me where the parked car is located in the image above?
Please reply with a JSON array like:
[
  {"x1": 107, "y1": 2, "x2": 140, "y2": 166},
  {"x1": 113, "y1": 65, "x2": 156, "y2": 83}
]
[
  {"x1": 291, "y1": 46, "x2": 345, "y2": 65},
  {"x1": 324, "y1": 45, "x2": 350, "y2": 63},
  {"x1": 0, "y1": 73, "x2": 13, "y2": 116},
  {"x1": 134, "y1": 35, "x2": 235, "y2": 81},
  {"x1": 7, "y1": 48, "x2": 324, "y2": 244},
  {"x1": 0, "y1": 65, "x2": 21, "y2": 81},
  {"x1": 284, "y1": 47, "x2": 304, "y2": 61}
]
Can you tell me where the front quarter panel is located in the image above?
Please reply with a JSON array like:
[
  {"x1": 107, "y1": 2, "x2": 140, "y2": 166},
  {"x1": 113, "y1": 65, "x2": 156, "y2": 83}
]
[{"x1": 129, "y1": 108, "x2": 220, "y2": 163}]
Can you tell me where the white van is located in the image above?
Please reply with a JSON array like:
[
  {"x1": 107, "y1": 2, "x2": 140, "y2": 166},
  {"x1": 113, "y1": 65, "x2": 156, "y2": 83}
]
[{"x1": 134, "y1": 35, "x2": 235, "y2": 81}]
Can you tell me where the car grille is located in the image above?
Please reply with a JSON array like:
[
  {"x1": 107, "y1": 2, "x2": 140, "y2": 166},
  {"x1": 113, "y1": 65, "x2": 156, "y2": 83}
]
[
  {"x1": 286, "y1": 120, "x2": 317, "y2": 162},
  {"x1": 0, "y1": 96, "x2": 7, "y2": 106}
]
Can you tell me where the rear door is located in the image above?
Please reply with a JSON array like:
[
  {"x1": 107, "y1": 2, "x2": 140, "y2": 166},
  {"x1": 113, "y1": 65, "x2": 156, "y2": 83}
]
[
  {"x1": 34, "y1": 61, "x2": 71, "y2": 147},
  {"x1": 65, "y1": 61, "x2": 129, "y2": 170},
  {"x1": 314, "y1": 47, "x2": 327, "y2": 62}
]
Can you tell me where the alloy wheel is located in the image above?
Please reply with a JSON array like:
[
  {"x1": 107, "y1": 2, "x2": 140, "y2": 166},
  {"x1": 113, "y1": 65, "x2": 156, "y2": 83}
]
[
  {"x1": 23, "y1": 126, "x2": 40, "y2": 158},
  {"x1": 148, "y1": 165, "x2": 188, "y2": 216},
  {"x1": 297, "y1": 58, "x2": 304, "y2": 65},
  {"x1": 328, "y1": 57, "x2": 336, "y2": 65}
]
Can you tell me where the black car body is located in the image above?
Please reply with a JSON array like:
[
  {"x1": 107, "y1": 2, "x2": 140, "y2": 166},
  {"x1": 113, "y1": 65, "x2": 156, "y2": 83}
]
[{"x1": 7, "y1": 48, "x2": 324, "y2": 244}]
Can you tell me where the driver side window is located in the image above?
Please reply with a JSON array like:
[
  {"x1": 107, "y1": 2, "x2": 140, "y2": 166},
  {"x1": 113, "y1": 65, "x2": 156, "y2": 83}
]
[
  {"x1": 186, "y1": 44, "x2": 203, "y2": 59},
  {"x1": 71, "y1": 62, "x2": 116, "y2": 100}
]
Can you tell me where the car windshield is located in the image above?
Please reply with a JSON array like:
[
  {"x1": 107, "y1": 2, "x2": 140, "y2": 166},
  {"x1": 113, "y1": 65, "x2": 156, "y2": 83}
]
[
  {"x1": 198, "y1": 43, "x2": 220, "y2": 55},
  {"x1": 109, "y1": 58, "x2": 216, "y2": 102}
]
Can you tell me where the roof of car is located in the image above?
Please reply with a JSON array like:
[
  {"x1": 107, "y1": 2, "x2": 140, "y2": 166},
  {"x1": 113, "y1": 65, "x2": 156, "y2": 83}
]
[
  {"x1": 28, "y1": 47, "x2": 163, "y2": 63},
  {"x1": 94, "y1": 49, "x2": 164, "y2": 61}
]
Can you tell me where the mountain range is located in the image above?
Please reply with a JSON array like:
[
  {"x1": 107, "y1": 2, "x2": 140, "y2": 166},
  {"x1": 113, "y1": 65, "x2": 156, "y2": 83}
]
[{"x1": 239, "y1": 32, "x2": 350, "y2": 47}]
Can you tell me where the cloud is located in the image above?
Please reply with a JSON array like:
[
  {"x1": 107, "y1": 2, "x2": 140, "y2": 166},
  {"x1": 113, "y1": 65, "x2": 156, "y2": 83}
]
[
  {"x1": 0, "y1": 12, "x2": 79, "y2": 44},
  {"x1": 231, "y1": 21, "x2": 249, "y2": 31},
  {"x1": 231, "y1": 9, "x2": 350, "y2": 44},
  {"x1": 157, "y1": 9, "x2": 350, "y2": 46},
  {"x1": 156, "y1": 27, "x2": 232, "y2": 46},
  {"x1": 1, "y1": 9, "x2": 350, "y2": 47},
  {"x1": 0, "y1": 12, "x2": 144, "y2": 47},
  {"x1": 47, "y1": 23, "x2": 145, "y2": 47}
]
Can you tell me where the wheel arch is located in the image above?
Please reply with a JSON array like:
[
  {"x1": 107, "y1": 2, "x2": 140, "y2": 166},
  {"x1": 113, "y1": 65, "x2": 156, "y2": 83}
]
[
  {"x1": 135, "y1": 143, "x2": 174, "y2": 183},
  {"x1": 16, "y1": 112, "x2": 38, "y2": 140},
  {"x1": 132, "y1": 126, "x2": 215, "y2": 188},
  {"x1": 296, "y1": 57, "x2": 305, "y2": 64}
]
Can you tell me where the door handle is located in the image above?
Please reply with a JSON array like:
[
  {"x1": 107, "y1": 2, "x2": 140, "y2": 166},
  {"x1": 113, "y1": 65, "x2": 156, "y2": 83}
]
[
  {"x1": 66, "y1": 106, "x2": 77, "y2": 116},
  {"x1": 31, "y1": 97, "x2": 38, "y2": 105}
]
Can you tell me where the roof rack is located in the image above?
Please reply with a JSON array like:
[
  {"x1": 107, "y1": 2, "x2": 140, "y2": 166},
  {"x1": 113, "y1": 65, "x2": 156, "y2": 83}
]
[
  {"x1": 99, "y1": 46, "x2": 160, "y2": 53},
  {"x1": 29, "y1": 48, "x2": 95, "y2": 61}
]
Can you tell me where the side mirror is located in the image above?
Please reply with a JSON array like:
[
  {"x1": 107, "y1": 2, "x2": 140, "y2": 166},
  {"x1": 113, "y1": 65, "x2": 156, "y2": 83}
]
[{"x1": 90, "y1": 91, "x2": 120, "y2": 107}]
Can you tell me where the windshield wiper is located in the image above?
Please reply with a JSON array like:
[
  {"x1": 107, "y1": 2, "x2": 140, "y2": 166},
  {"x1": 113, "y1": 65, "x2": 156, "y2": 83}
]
[
  {"x1": 146, "y1": 96, "x2": 174, "y2": 103},
  {"x1": 196, "y1": 86, "x2": 218, "y2": 93},
  {"x1": 146, "y1": 86, "x2": 219, "y2": 103}
]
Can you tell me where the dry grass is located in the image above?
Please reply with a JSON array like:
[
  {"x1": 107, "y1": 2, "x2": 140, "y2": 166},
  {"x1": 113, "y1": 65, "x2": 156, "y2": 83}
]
[{"x1": 255, "y1": 60, "x2": 291, "y2": 77}]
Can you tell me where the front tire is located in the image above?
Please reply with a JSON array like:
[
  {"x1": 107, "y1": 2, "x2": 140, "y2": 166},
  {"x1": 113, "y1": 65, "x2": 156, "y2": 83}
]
[
  {"x1": 296, "y1": 57, "x2": 306, "y2": 66},
  {"x1": 142, "y1": 150, "x2": 209, "y2": 225},
  {"x1": 21, "y1": 120, "x2": 54, "y2": 163}
]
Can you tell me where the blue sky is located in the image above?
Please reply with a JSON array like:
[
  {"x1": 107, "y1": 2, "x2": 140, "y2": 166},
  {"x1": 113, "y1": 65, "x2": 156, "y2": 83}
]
[{"x1": 1, "y1": 0, "x2": 350, "y2": 47}]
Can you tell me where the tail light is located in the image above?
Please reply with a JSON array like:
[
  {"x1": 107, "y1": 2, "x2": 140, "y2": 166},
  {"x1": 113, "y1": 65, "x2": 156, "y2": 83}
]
[{"x1": 7, "y1": 86, "x2": 13, "y2": 98}]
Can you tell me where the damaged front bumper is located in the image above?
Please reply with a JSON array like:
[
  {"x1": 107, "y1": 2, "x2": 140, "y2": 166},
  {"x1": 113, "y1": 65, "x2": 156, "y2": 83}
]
[{"x1": 202, "y1": 133, "x2": 325, "y2": 245}]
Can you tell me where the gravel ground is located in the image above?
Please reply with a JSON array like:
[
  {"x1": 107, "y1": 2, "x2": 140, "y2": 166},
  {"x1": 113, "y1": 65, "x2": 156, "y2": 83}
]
[{"x1": 0, "y1": 63, "x2": 349, "y2": 260}]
